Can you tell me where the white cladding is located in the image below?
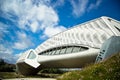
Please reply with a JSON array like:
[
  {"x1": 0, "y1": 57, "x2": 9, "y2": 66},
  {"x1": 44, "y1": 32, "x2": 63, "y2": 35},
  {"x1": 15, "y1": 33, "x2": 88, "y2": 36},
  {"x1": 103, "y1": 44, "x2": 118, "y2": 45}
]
[
  {"x1": 17, "y1": 16, "x2": 120, "y2": 62},
  {"x1": 34, "y1": 16, "x2": 120, "y2": 54},
  {"x1": 16, "y1": 16, "x2": 120, "y2": 76}
]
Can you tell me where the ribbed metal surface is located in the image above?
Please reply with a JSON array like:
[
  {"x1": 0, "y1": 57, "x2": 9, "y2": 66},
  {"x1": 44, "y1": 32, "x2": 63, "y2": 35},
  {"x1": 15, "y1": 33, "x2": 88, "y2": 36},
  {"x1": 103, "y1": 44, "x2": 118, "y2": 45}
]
[
  {"x1": 17, "y1": 16, "x2": 120, "y2": 62},
  {"x1": 35, "y1": 17, "x2": 120, "y2": 54},
  {"x1": 16, "y1": 16, "x2": 120, "y2": 75}
]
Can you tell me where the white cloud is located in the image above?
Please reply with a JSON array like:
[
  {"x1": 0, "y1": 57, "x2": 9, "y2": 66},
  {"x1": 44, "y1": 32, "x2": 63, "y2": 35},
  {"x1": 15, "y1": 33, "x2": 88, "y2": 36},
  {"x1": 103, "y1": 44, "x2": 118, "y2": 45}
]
[
  {"x1": 0, "y1": 0, "x2": 103, "y2": 63},
  {"x1": 87, "y1": 0, "x2": 102, "y2": 12},
  {"x1": 0, "y1": 22, "x2": 9, "y2": 40},
  {"x1": 52, "y1": 0, "x2": 65, "y2": 8},
  {"x1": 70, "y1": 0, "x2": 88, "y2": 17},
  {"x1": 0, "y1": 44, "x2": 18, "y2": 63},
  {"x1": 30, "y1": 21, "x2": 39, "y2": 33},
  {"x1": 17, "y1": 0, "x2": 66, "y2": 37},
  {"x1": 13, "y1": 32, "x2": 34, "y2": 50},
  {"x1": 0, "y1": 22, "x2": 9, "y2": 43},
  {"x1": 43, "y1": 26, "x2": 66, "y2": 38},
  {"x1": 0, "y1": 0, "x2": 66, "y2": 37},
  {"x1": 0, "y1": 22, "x2": 8, "y2": 31},
  {"x1": 0, "y1": 0, "x2": 67, "y2": 63},
  {"x1": 0, "y1": 0, "x2": 23, "y2": 22},
  {"x1": 70, "y1": 0, "x2": 102, "y2": 17},
  {"x1": 0, "y1": 22, "x2": 17, "y2": 63}
]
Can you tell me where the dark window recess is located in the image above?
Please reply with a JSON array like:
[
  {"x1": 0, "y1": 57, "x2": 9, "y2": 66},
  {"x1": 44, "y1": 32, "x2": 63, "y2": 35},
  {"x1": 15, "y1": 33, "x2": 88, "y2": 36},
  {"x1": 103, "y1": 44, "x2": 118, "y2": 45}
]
[
  {"x1": 102, "y1": 50, "x2": 105, "y2": 52},
  {"x1": 99, "y1": 57, "x2": 102, "y2": 60},
  {"x1": 39, "y1": 46, "x2": 88, "y2": 55},
  {"x1": 98, "y1": 54, "x2": 102, "y2": 56},
  {"x1": 97, "y1": 56, "x2": 102, "y2": 60},
  {"x1": 115, "y1": 26, "x2": 120, "y2": 32},
  {"x1": 100, "y1": 52, "x2": 103, "y2": 54},
  {"x1": 108, "y1": 18, "x2": 111, "y2": 22},
  {"x1": 99, "y1": 50, "x2": 105, "y2": 54}
]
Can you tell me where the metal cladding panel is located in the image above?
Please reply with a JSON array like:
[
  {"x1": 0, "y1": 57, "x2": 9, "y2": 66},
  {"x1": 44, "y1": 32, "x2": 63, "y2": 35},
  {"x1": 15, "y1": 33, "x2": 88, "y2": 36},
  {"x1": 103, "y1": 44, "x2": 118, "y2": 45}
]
[
  {"x1": 96, "y1": 36, "x2": 120, "y2": 62},
  {"x1": 35, "y1": 16, "x2": 120, "y2": 54},
  {"x1": 17, "y1": 50, "x2": 30, "y2": 62}
]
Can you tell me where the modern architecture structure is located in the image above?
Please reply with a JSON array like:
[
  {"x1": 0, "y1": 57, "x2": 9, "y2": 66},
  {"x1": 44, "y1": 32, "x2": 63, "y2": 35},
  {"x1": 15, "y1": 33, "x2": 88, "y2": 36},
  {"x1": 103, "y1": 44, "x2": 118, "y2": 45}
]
[
  {"x1": 16, "y1": 16, "x2": 120, "y2": 75},
  {"x1": 96, "y1": 36, "x2": 120, "y2": 62}
]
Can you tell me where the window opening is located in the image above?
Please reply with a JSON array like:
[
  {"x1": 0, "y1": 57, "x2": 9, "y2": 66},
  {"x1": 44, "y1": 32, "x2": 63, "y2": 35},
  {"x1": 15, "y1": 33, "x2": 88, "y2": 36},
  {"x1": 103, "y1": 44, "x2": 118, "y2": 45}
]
[
  {"x1": 72, "y1": 47, "x2": 80, "y2": 53},
  {"x1": 52, "y1": 49, "x2": 57, "y2": 55},
  {"x1": 66, "y1": 47, "x2": 73, "y2": 54},
  {"x1": 55, "y1": 48, "x2": 61, "y2": 55},
  {"x1": 60, "y1": 47, "x2": 67, "y2": 54},
  {"x1": 27, "y1": 51, "x2": 36, "y2": 59},
  {"x1": 115, "y1": 26, "x2": 120, "y2": 32},
  {"x1": 39, "y1": 46, "x2": 88, "y2": 55},
  {"x1": 108, "y1": 18, "x2": 111, "y2": 22},
  {"x1": 80, "y1": 47, "x2": 87, "y2": 51}
]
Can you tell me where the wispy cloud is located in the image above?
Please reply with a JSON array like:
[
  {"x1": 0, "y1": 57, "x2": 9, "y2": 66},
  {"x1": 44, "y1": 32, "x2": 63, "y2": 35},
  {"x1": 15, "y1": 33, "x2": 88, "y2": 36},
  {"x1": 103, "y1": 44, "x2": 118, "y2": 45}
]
[
  {"x1": 0, "y1": 44, "x2": 17, "y2": 63},
  {"x1": 0, "y1": 0, "x2": 66, "y2": 36},
  {"x1": 18, "y1": 4, "x2": 59, "y2": 32},
  {"x1": 70, "y1": 0, "x2": 88, "y2": 17},
  {"x1": 0, "y1": 0, "x2": 67, "y2": 63},
  {"x1": 13, "y1": 31, "x2": 34, "y2": 50},
  {"x1": 51, "y1": 0, "x2": 65, "y2": 8},
  {"x1": 87, "y1": 0, "x2": 102, "y2": 12},
  {"x1": 0, "y1": 22, "x2": 16, "y2": 63},
  {"x1": 0, "y1": 22, "x2": 9, "y2": 40},
  {"x1": 70, "y1": 0, "x2": 102, "y2": 17}
]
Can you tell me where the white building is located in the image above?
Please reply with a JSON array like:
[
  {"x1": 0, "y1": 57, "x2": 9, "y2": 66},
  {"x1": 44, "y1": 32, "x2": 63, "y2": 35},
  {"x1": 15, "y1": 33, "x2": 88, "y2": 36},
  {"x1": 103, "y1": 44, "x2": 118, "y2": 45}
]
[{"x1": 16, "y1": 16, "x2": 120, "y2": 75}]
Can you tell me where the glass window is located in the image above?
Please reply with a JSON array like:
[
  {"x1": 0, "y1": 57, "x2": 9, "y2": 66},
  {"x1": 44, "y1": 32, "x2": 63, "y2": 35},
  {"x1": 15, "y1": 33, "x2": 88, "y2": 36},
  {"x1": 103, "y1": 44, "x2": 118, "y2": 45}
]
[
  {"x1": 55, "y1": 49, "x2": 61, "y2": 55},
  {"x1": 60, "y1": 47, "x2": 66, "y2": 54},
  {"x1": 27, "y1": 51, "x2": 36, "y2": 59},
  {"x1": 48, "y1": 51, "x2": 53, "y2": 55},
  {"x1": 39, "y1": 46, "x2": 88, "y2": 55},
  {"x1": 52, "y1": 50, "x2": 56, "y2": 55},
  {"x1": 47, "y1": 52, "x2": 50, "y2": 55},
  {"x1": 66, "y1": 47, "x2": 73, "y2": 54},
  {"x1": 42, "y1": 51, "x2": 47, "y2": 55},
  {"x1": 40, "y1": 52, "x2": 44, "y2": 55},
  {"x1": 45, "y1": 52, "x2": 49, "y2": 55},
  {"x1": 72, "y1": 47, "x2": 80, "y2": 53},
  {"x1": 80, "y1": 47, "x2": 88, "y2": 51},
  {"x1": 115, "y1": 26, "x2": 120, "y2": 32}
]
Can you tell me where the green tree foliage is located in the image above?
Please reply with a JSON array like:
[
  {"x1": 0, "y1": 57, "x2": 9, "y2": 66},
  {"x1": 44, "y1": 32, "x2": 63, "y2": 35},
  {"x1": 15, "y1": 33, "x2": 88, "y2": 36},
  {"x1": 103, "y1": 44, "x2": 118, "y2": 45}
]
[{"x1": 0, "y1": 59, "x2": 15, "y2": 72}]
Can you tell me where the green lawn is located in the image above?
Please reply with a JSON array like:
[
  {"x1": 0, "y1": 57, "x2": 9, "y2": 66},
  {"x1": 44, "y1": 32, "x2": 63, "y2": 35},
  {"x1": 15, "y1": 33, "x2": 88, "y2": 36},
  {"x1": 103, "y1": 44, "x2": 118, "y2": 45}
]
[{"x1": 57, "y1": 52, "x2": 120, "y2": 80}]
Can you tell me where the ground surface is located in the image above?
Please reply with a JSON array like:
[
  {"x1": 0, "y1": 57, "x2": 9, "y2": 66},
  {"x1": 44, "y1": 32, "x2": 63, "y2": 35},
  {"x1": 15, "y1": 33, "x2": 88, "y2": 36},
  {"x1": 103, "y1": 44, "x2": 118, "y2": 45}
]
[{"x1": 3, "y1": 78, "x2": 56, "y2": 80}]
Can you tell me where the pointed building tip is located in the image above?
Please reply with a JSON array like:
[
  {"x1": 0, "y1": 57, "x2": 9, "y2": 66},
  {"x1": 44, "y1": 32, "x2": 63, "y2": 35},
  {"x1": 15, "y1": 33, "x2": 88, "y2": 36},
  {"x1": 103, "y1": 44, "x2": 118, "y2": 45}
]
[
  {"x1": 101, "y1": 16, "x2": 109, "y2": 18},
  {"x1": 101, "y1": 16, "x2": 116, "y2": 20}
]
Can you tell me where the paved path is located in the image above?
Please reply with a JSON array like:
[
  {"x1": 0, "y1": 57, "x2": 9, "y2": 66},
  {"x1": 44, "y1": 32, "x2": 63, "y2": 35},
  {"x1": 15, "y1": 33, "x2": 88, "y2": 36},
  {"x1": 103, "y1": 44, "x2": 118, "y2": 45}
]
[{"x1": 3, "y1": 78, "x2": 56, "y2": 80}]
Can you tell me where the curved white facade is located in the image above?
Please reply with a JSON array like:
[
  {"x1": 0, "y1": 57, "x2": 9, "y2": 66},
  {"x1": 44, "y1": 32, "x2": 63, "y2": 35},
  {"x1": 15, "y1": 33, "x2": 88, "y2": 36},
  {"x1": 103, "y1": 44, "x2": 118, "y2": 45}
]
[{"x1": 16, "y1": 16, "x2": 120, "y2": 75}]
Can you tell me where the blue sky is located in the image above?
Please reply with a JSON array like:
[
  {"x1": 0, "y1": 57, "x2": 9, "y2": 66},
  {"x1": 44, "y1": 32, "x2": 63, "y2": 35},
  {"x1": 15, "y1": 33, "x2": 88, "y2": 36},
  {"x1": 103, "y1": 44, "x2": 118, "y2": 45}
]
[{"x1": 0, "y1": 0, "x2": 120, "y2": 63}]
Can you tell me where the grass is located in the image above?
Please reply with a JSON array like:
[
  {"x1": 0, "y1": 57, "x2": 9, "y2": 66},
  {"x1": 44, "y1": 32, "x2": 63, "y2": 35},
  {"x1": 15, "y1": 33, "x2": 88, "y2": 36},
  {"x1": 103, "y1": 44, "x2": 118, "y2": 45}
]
[
  {"x1": 0, "y1": 72, "x2": 61, "y2": 79},
  {"x1": 1, "y1": 52, "x2": 120, "y2": 79},
  {"x1": 0, "y1": 72, "x2": 25, "y2": 79},
  {"x1": 57, "y1": 52, "x2": 120, "y2": 80}
]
